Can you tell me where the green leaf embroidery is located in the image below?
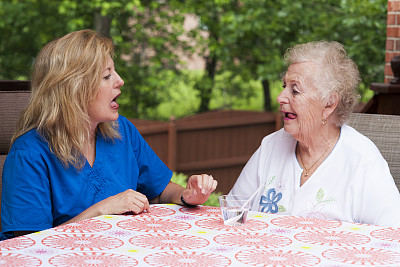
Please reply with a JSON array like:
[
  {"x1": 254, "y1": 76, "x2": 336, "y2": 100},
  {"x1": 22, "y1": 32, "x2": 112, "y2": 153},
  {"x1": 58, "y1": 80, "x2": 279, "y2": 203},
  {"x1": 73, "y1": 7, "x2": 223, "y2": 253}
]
[
  {"x1": 316, "y1": 188, "x2": 324, "y2": 202},
  {"x1": 320, "y1": 199, "x2": 336, "y2": 204},
  {"x1": 266, "y1": 176, "x2": 276, "y2": 186},
  {"x1": 278, "y1": 205, "x2": 286, "y2": 212},
  {"x1": 315, "y1": 188, "x2": 336, "y2": 206}
]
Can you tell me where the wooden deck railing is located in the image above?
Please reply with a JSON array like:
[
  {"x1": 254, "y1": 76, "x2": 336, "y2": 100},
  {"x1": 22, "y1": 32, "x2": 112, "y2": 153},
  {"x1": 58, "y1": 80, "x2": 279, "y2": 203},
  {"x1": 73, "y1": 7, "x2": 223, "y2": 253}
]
[{"x1": 131, "y1": 110, "x2": 281, "y2": 194}]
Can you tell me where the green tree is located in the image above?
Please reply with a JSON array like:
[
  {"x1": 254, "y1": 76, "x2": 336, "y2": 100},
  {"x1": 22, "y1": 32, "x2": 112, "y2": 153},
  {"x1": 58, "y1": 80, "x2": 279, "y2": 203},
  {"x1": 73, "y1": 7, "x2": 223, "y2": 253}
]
[
  {"x1": 0, "y1": 0, "x2": 70, "y2": 79},
  {"x1": 56, "y1": 0, "x2": 194, "y2": 118},
  {"x1": 0, "y1": 0, "x2": 388, "y2": 115},
  {"x1": 181, "y1": 0, "x2": 237, "y2": 112},
  {"x1": 184, "y1": 0, "x2": 386, "y2": 111},
  {"x1": 0, "y1": 0, "x2": 192, "y2": 119}
]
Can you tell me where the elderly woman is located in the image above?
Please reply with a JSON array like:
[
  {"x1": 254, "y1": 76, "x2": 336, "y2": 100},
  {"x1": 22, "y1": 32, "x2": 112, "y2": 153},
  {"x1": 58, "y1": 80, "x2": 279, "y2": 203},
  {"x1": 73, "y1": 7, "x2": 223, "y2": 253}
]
[
  {"x1": 1, "y1": 30, "x2": 217, "y2": 240},
  {"x1": 229, "y1": 41, "x2": 400, "y2": 226}
]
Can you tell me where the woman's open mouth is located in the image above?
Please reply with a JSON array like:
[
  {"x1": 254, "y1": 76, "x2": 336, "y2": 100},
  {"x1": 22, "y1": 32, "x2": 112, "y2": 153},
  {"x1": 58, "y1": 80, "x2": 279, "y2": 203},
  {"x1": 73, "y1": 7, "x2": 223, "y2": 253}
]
[
  {"x1": 283, "y1": 112, "x2": 297, "y2": 120},
  {"x1": 111, "y1": 94, "x2": 120, "y2": 110}
]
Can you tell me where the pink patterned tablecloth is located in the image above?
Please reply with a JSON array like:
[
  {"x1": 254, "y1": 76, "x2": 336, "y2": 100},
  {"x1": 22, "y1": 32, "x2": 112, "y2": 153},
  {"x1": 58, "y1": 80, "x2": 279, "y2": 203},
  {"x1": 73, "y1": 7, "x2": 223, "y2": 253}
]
[{"x1": 1, "y1": 204, "x2": 400, "y2": 266}]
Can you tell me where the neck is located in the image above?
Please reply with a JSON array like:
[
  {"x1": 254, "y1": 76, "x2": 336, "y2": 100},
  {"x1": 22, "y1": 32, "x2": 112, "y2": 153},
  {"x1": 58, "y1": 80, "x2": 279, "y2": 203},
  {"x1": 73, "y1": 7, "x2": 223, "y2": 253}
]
[
  {"x1": 297, "y1": 126, "x2": 340, "y2": 184},
  {"x1": 84, "y1": 133, "x2": 97, "y2": 167},
  {"x1": 297, "y1": 126, "x2": 340, "y2": 157}
]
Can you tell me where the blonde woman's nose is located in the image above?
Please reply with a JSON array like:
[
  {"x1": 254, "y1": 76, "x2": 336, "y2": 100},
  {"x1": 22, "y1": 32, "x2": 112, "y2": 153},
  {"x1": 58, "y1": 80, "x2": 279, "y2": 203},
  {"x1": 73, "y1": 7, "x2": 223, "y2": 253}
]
[{"x1": 115, "y1": 72, "x2": 124, "y2": 88}]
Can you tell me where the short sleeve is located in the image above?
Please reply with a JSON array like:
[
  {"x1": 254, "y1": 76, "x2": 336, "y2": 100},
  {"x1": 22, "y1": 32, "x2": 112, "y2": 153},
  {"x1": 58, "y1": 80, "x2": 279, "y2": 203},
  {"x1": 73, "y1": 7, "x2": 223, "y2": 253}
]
[
  {"x1": 229, "y1": 145, "x2": 262, "y2": 199},
  {"x1": 1, "y1": 149, "x2": 53, "y2": 234},
  {"x1": 118, "y1": 116, "x2": 172, "y2": 200},
  {"x1": 355, "y1": 157, "x2": 400, "y2": 227}
]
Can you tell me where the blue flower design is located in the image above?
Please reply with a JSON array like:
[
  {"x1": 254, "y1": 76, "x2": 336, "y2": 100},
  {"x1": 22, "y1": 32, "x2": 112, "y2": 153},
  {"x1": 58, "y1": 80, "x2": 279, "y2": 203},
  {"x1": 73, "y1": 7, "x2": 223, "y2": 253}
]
[{"x1": 259, "y1": 188, "x2": 282, "y2": 213}]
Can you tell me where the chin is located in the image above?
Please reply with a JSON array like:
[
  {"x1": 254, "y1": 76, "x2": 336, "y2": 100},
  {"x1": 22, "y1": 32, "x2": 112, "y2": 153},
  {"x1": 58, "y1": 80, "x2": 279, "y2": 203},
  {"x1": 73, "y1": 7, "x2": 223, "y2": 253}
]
[
  {"x1": 104, "y1": 113, "x2": 119, "y2": 122},
  {"x1": 283, "y1": 125, "x2": 297, "y2": 137},
  {"x1": 110, "y1": 114, "x2": 119, "y2": 121}
]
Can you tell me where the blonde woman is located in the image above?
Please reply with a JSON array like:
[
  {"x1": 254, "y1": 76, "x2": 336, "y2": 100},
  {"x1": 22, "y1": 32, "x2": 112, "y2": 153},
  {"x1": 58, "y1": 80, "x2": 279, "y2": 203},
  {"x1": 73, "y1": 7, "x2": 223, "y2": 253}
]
[
  {"x1": 1, "y1": 30, "x2": 217, "y2": 240},
  {"x1": 230, "y1": 41, "x2": 400, "y2": 227}
]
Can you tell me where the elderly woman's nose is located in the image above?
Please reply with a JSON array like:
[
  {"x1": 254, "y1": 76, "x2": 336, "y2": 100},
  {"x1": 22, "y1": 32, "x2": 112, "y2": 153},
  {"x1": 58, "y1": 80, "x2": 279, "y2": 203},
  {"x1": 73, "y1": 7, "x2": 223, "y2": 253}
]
[{"x1": 277, "y1": 89, "x2": 288, "y2": 104}]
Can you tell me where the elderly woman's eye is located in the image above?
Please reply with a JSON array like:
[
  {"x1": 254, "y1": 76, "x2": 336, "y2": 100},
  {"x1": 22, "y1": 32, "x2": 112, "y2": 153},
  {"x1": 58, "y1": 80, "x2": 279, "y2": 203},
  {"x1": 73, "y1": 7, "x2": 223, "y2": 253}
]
[{"x1": 292, "y1": 86, "x2": 300, "y2": 95}]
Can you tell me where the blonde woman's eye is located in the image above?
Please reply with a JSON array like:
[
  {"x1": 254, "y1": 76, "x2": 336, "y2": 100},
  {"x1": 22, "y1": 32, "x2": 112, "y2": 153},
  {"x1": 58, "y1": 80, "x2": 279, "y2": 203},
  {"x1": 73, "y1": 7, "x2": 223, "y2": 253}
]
[{"x1": 104, "y1": 74, "x2": 112, "y2": 80}]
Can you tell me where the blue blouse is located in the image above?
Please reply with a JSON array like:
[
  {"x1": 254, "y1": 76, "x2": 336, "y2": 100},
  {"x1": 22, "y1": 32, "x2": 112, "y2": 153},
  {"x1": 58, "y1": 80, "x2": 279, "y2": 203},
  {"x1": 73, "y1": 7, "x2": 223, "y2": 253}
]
[{"x1": 1, "y1": 115, "x2": 172, "y2": 239}]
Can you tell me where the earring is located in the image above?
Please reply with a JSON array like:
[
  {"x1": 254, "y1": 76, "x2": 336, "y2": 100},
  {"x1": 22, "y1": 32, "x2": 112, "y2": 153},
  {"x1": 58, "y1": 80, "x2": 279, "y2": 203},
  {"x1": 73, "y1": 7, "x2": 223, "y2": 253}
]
[{"x1": 322, "y1": 118, "x2": 327, "y2": 125}]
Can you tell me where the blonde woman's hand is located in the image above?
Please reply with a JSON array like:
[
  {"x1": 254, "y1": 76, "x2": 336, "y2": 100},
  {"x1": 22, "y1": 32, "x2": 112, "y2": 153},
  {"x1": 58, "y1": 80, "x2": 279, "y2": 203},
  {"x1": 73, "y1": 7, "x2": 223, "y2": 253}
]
[
  {"x1": 97, "y1": 189, "x2": 150, "y2": 215},
  {"x1": 182, "y1": 174, "x2": 218, "y2": 205},
  {"x1": 60, "y1": 189, "x2": 150, "y2": 227}
]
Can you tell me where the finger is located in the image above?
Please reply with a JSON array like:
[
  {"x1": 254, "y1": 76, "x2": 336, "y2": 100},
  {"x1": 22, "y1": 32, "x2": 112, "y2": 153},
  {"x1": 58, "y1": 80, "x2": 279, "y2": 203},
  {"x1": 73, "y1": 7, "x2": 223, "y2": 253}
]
[
  {"x1": 144, "y1": 198, "x2": 151, "y2": 212},
  {"x1": 212, "y1": 180, "x2": 218, "y2": 191},
  {"x1": 186, "y1": 175, "x2": 198, "y2": 190},
  {"x1": 203, "y1": 175, "x2": 215, "y2": 194},
  {"x1": 207, "y1": 180, "x2": 218, "y2": 194},
  {"x1": 127, "y1": 191, "x2": 150, "y2": 214},
  {"x1": 197, "y1": 175, "x2": 209, "y2": 194},
  {"x1": 128, "y1": 190, "x2": 150, "y2": 207},
  {"x1": 199, "y1": 174, "x2": 213, "y2": 194},
  {"x1": 130, "y1": 198, "x2": 148, "y2": 214}
]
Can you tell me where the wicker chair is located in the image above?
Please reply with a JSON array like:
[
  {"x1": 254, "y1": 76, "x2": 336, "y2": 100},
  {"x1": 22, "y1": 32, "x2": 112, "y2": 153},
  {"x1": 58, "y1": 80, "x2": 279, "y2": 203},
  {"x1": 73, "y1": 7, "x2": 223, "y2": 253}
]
[
  {"x1": 0, "y1": 81, "x2": 31, "y2": 232},
  {"x1": 348, "y1": 113, "x2": 400, "y2": 191}
]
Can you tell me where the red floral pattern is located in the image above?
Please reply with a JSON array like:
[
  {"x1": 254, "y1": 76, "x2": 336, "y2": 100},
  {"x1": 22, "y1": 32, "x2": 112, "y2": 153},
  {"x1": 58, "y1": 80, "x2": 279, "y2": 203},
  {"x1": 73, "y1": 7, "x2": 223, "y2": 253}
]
[
  {"x1": 195, "y1": 217, "x2": 268, "y2": 232},
  {"x1": 54, "y1": 218, "x2": 112, "y2": 233},
  {"x1": 0, "y1": 236, "x2": 35, "y2": 251},
  {"x1": 144, "y1": 251, "x2": 231, "y2": 266},
  {"x1": 294, "y1": 230, "x2": 370, "y2": 246},
  {"x1": 322, "y1": 247, "x2": 400, "y2": 265},
  {"x1": 136, "y1": 206, "x2": 176, "y2": 217},
  {"x1": 42, "y1": 234, "x2": 123, "y2": 251},
  {"x1": 129, "y1": 233, "x2": 209, "y2": 250},
  {"x1": 214, "y1": 233, "x2": 291, "y2": 249},
  {"x1": 0, "y1": 252, "x2": 41, "y2": 266},
  {"x1": 117, "y1": 217, "x2": 191, "y2": 233},
  {"x1": 235, "y1": 249, "x2": 321, "y2": 266},
  {"x1": 271, "y1": 216, "x2": 341, "y2": 230},
  {"x1": 179, "y1": 206, "x2": 221, "y2": 217},
  {"x1": 2, "y1": 204, "x2": 396, "y2": 266},
  {"x1": 371, "y1": 228, "x2": 400, "y2": 243},
  {"x1": 49, "y1": 252, "x2": 138, "y2": 266}
]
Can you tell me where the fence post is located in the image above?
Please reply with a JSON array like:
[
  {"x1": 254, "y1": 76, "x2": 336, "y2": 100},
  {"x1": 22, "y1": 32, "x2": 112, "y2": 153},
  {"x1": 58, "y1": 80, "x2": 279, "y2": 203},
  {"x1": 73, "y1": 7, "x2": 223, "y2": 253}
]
[
  {"x1": 167, "y1": 116, "x2": 177, "y2": 171},
  {"x1": 275, "y1": 112, "x2": 283, "y2": 131}
]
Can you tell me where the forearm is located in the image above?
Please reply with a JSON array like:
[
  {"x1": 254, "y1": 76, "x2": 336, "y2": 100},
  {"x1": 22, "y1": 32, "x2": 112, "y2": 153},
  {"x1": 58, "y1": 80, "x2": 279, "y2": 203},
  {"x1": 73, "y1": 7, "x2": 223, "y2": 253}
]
[
  {"x1": 59, "y1": 202, "x2": 103, "y2": 226},
  {"x1": 152, "y1": 181, "x2": 186, "y2": 205}
]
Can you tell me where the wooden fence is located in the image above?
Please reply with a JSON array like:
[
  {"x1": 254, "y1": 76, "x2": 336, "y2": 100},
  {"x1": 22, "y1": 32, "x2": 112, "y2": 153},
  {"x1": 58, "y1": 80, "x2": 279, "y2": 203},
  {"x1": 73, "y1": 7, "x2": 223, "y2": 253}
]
[{"x1": 130, "y1": 110, "x2": 282, "y2": 194}]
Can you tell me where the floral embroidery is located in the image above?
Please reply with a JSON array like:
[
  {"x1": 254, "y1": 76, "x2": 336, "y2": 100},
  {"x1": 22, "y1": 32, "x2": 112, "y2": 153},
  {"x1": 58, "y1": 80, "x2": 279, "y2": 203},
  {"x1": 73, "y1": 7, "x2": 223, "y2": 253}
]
[
  {"x1": 299, "y1": 188, "x2": 336, "y2": 219},
  {"x1": 265, "y1": 175, "x2": 276, "y2": 186},
  {"x1": 259, "y1": 188, "x2": 282, "y2": 213}
]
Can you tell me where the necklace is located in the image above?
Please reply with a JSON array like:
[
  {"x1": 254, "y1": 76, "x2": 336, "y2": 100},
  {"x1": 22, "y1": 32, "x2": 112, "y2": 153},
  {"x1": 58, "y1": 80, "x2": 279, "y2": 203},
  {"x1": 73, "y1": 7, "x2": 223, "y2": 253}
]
[{"x1": 298, "y1": 132, "x2": 340, "y2": 177}]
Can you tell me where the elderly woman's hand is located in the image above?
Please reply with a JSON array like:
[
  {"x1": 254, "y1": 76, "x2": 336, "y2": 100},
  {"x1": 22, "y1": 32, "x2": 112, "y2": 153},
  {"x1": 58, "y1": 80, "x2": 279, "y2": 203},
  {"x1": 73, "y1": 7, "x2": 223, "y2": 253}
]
[{"x1": 182, "y1": 174, "x2": 218, "y2": 205}]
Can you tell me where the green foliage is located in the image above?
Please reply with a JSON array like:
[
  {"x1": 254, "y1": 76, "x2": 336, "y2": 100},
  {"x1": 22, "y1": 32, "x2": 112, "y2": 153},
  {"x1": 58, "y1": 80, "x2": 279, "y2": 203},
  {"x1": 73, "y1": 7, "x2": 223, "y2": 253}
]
[
  {"x1": 147, "y1": 70, "x2": 286, "y2": 120},
  {"x1": 171, "y1": 172, "x2": 222, "y2": 207},
  {"x1": 0, "y1": 0, "x2": 71, "y2": 79},
  {"x1": 174, "y1": 0, "x2": 387, "y2": 112},
  {"x1": 0, "y1": 0, "x2": 388, "y2": 116}
]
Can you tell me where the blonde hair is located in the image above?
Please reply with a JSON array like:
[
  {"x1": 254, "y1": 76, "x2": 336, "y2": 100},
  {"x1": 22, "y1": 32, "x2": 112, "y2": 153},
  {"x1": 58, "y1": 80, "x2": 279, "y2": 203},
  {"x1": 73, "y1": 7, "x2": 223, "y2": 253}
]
[
  {"x1": 284, "y1": 41, "x2": 361, "y2": 126},
  {"x1": 12, "y1": 29, "x2": 120, "y2": 169}
]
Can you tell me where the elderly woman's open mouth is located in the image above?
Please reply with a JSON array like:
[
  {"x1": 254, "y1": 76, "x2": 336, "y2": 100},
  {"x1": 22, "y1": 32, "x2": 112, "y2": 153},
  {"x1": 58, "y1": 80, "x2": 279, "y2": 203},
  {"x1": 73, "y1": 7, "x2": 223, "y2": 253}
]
[{"x1": 283, "y1": 112, "x2": 297, "y2": 120}]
